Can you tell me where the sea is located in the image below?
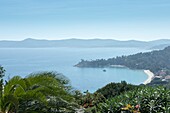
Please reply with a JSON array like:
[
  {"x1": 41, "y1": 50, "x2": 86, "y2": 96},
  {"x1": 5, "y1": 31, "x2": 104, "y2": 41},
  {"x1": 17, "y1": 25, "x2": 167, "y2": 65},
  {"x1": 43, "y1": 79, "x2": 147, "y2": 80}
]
[{"x1": 0, "y1": 47, "x2": 148, "y2": 92}]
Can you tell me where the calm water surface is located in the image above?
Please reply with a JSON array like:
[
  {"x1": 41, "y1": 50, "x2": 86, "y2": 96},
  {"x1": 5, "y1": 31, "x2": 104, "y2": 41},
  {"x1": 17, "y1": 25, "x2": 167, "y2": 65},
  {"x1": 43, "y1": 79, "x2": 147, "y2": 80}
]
[{"x1": 0, "y1": 47, "x2": 147, "y2": 92}]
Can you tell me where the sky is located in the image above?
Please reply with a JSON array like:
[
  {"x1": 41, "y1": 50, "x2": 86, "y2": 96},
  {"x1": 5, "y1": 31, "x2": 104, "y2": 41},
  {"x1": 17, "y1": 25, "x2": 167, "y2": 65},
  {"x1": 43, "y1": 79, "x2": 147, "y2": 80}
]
[{"x1": 0, "y1": 0, "x2": 170, "y2": 41}]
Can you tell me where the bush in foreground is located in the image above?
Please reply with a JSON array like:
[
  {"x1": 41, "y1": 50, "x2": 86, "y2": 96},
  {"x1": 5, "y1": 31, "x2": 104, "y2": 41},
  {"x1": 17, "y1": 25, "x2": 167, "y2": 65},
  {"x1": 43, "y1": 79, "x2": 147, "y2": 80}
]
[{"x1": 85, "y1": 86, "x2": 170, "y2": 113}]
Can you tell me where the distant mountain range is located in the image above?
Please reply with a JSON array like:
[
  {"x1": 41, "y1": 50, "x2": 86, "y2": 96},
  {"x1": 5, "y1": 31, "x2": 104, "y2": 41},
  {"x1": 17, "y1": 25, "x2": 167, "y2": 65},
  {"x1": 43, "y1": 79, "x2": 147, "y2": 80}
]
[{"x1": 0, "y1": 38, "x2": 170, "y2": 49}]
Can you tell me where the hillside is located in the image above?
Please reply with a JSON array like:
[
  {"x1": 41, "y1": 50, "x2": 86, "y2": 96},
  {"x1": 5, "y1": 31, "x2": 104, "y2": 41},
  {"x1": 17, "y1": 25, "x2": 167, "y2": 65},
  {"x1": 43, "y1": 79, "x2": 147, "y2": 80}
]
[
  {"x1": 1, "y1": 38, "x2": 170, "y2": 48},
  {"x1": 76, "y1": 46, "x2": 170, "y2": 72}
]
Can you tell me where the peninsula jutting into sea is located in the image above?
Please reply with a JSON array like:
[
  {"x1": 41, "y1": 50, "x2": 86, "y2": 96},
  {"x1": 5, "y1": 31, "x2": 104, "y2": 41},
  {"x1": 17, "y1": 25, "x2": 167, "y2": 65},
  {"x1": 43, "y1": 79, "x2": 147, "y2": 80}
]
[{"x1": 75, "y1": 46, "x2": 170, "y2": 86}]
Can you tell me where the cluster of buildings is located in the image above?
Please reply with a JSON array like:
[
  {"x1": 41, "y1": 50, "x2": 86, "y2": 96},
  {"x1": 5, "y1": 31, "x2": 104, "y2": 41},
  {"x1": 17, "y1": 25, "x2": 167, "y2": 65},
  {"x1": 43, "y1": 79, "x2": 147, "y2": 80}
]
[{"x1": 154, "y1": 70, "x2": 170, "y2": 82}]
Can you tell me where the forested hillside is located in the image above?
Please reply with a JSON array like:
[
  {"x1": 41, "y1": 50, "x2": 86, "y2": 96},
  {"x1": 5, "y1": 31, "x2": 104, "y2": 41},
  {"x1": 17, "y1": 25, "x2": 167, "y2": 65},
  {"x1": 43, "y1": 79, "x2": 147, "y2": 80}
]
[{"x1": 76, "y1": 46, "x2": 170, "y2": 73}]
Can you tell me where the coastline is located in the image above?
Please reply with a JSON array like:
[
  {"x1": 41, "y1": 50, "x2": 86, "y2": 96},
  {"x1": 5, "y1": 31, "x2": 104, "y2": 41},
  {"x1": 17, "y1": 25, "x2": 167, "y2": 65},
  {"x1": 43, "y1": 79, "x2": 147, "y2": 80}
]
[
  {"x1": 143, "y1": 70, "x2": 154, "y2": 85},
  {"x1": 109, "y1": 65, "x2": 126, "y2": 68}
]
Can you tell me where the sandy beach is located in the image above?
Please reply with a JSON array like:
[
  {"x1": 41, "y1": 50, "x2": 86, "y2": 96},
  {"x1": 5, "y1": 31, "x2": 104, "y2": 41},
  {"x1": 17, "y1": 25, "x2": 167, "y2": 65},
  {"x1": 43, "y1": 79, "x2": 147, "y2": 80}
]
[{"x1": 143, "y1": 70, "x2": 154, "y2": 85}]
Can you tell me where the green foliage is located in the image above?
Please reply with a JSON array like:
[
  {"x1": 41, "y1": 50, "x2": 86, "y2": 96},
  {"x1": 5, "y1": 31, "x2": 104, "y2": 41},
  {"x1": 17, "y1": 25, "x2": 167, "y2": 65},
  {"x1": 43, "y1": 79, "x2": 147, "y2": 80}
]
[
  {"x1": 96, "y1": 81, "x2": 138, "y2": 99},
  {"x1": 17, "y1": 72, "x2": 78, "y2": 113},
  {"x1": 0, "y1": 70, "x2": 79, "y2": 113},
  {"x1": 86, "y1": 86, "x2": 170, "y2": 113},
  {"x1": 0, "y1": 66, "x2": 5, "y2": 78},
  {"x1": 77, "y1": 90, "x2": 106, "y2": 109}
]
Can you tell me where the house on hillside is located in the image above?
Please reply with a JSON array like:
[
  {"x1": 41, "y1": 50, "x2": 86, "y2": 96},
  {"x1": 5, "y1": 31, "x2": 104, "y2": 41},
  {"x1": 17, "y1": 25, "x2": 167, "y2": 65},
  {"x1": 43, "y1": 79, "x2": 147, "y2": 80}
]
[{"x1": 165, "y1": 75, "x2": 170, "y2": 80}]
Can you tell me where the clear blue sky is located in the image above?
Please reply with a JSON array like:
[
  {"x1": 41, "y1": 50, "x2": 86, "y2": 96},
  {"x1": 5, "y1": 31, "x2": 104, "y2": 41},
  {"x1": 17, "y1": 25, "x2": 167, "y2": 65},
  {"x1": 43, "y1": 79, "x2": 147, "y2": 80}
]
[{"x1": 0, "y1": 0, "x2": 170, "y2": 41}]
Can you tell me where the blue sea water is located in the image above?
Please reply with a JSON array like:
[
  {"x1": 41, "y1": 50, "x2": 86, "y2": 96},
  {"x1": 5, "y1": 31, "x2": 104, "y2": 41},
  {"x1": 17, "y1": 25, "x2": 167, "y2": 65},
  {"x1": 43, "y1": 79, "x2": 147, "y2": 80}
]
[{"x1": 0, "y1": 47, "x2": 147, "y2": 92}]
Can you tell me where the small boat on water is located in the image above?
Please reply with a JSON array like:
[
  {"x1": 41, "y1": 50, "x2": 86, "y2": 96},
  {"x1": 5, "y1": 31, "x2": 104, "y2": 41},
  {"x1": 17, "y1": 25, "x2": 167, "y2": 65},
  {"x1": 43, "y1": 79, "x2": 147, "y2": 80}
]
[{"x1": 103, "y1": 69, "x2": 106, "y2": 72}]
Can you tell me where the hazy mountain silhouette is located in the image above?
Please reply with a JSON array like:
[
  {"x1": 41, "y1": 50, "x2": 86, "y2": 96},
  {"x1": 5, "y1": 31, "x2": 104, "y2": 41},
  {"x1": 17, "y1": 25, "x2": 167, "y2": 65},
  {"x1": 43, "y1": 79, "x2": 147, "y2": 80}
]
[{"x1": 0, "y1": 38, "x2": 170, "y2": 49}]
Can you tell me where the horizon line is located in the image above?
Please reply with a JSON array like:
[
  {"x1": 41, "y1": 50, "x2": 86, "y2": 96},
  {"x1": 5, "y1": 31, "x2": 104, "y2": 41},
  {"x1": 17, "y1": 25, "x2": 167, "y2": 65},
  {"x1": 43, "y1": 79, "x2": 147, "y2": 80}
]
[{"x1": 0, "y1": 38, "x2": 170, "y2": 42}]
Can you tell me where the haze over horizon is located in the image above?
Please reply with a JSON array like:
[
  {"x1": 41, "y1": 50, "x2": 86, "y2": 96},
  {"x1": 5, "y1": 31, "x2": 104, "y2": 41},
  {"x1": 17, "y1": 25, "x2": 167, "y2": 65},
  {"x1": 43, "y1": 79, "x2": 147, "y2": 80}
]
[
  {"x1": 1, "y1": 37, "x2": 170, "y2": 42},
  {"x1": 0, "y1": 0, "x2": 170, "y2": 41}
]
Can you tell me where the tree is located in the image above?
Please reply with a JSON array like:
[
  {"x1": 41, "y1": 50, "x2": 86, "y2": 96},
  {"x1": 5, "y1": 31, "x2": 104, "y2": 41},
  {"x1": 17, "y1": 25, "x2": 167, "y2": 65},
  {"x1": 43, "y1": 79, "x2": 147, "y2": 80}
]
[
  {"x1": 0, "y1": 66, "x2": 14, "y2": 113},
  {"x1": 0, "y1": 66, "x2": 5, "y2": 98},
  {"x1": 0, "y1": 69, "x2": 78, "y2": 113},
  {"x1": 8, "y1": 72, "x2": 78, "y2": 113}
]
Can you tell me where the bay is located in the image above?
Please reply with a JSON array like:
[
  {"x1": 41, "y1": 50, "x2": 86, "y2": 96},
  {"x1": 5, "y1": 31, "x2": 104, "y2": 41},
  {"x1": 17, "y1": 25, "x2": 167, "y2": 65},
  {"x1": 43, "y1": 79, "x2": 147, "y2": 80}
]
[{"x1": 0, "y1": 47, "x2": 148, "y2": 92}]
